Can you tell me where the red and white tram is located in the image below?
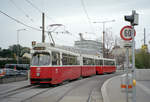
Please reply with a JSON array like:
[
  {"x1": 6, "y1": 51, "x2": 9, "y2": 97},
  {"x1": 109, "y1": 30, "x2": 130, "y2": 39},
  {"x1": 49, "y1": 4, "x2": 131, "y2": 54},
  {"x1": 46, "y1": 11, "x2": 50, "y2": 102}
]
[{"x1": 30, "y1": 43, "x2": 116, "y2": 85}]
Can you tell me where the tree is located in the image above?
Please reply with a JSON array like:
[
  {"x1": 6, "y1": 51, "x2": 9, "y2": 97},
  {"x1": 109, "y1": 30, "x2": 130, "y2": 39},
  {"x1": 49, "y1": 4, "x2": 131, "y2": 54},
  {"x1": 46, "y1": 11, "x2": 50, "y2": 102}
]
[
  {"x1": 104, "y1": 28, "x2": 115, "y2": 58},
  {"x1": 9, "y1": 44, "x2": 23, "y2": 57},
  {"x1": 0, "y1": 49, "x2": 14, "y2": 58},
  {"x1": 135, "y1": 50, "x2": 150, "y2": 69}
]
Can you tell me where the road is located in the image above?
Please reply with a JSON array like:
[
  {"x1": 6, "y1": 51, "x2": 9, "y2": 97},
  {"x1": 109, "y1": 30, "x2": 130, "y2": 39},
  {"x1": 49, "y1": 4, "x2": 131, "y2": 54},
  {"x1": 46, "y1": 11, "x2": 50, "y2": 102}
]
[
  {"x1": 136, "y1": 81, "x2": 150, "y2": 102},
  {"x1": 103, "y1": 75, "x2": 150, "y2": 102},
  {"x1": 0, "y1": 73, "x2": 119, "y2": 102}
]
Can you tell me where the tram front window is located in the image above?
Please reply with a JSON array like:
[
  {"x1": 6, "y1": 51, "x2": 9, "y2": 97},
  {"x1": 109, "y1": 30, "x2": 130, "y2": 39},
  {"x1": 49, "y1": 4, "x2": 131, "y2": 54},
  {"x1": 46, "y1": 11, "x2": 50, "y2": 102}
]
[{"x1": 31, "y1": 53, "x2": 50, "y2": 66}]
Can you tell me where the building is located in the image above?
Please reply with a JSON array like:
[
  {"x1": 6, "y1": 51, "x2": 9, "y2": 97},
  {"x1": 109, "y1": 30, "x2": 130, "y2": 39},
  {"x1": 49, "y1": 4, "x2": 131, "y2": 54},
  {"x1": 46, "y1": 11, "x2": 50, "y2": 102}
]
[
  {"x1": 74, "y1": 33, "x2": 103, "y2": 56},
  {"x1": 74, "y1": 40, "x2": 102, "y2": 56}
]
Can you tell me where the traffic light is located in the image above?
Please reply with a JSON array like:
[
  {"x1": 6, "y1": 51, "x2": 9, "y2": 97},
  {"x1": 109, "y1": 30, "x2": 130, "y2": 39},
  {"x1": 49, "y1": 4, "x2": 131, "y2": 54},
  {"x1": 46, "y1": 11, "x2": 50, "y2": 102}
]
[
  {"x1": 124, "y1": 15, "x2": 134, "y2": 23},
  {"x1": 124, "y1": 10, "x2": 139, "y2": 26}
]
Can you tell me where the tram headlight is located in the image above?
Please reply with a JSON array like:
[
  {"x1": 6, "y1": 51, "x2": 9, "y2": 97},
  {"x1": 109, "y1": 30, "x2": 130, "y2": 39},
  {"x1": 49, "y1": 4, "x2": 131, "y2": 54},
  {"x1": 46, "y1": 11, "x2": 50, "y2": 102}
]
[{"x1": 36, "y1": 73, "x2": 40, "y2": 76}]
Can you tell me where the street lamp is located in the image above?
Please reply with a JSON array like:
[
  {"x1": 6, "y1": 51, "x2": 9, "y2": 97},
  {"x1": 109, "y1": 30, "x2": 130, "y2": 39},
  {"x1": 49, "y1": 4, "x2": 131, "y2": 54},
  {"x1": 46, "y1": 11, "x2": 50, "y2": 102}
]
[
  {"x1": 93, "y1": 19, "x2": 115, "y2": 58},
  {"x1": 17, "y1": 28, "x2": 26, "y2": 64}
]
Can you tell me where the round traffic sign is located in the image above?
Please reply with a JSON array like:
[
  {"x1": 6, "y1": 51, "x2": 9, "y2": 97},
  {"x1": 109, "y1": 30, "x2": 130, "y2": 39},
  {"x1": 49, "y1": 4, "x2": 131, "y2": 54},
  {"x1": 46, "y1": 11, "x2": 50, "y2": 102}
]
[{"x1": 120, "y1": 26, "x2": 136, "y2": 41}]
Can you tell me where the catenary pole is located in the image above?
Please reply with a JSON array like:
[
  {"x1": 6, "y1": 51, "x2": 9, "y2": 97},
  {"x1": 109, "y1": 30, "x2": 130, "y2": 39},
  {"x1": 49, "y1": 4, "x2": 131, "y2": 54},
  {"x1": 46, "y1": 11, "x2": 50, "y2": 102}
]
[{"x1": 42, "y1": 12, "x2": 45, "y2": 43}]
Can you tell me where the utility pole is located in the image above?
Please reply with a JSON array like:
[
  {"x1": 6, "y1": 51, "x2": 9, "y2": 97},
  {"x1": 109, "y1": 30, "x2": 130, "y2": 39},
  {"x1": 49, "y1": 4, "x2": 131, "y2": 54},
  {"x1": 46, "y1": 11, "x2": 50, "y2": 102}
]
[
  {"x1": 144, "y1": 28, "x2": 146, "y2": 45},
  {"x1": 141, "y1": 28, "x2": 148, "y2": 51},
  {"x1": 93, "y1": 20, "x2": 115, "y2": 58},
  {"x1": 42, "y1": 12, "x2": 45, "y2": 43},
  {"x1": 103, "y1": 23, "x2": 105, "y2": 58}
]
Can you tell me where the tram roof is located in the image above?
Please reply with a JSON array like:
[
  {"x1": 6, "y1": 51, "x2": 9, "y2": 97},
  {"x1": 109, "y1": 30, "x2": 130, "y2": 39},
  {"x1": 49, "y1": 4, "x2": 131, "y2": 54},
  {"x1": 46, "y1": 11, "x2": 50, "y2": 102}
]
[{"x1": 32, "y1": 43, "x2": 110, "y2": 60}]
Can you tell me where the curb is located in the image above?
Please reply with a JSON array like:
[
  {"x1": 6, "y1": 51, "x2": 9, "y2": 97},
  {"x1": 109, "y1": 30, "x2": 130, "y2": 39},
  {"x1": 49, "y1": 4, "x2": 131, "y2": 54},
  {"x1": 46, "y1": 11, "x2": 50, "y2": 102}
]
[{"x1": 101, "y1": 75, "x2": 121, "y2": 102}]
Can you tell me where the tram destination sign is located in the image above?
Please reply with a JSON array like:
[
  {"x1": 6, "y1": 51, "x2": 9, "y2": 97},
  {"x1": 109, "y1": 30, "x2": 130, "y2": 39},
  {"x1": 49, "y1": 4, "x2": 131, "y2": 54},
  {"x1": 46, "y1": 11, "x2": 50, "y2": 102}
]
[{"x1": 120, "y1": 25, "x2": 136, "y2": 41}]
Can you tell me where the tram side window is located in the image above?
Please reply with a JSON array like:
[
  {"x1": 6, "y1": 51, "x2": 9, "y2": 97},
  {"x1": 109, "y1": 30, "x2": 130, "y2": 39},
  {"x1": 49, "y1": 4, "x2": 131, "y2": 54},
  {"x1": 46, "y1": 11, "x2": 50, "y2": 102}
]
[
  {"x1": 95, "y1": 60, "x2": 103, "y2": 65},
  {"x1": 104, "y1": 60, "x2": 115, "y2": 66},
  {"x1": 52, "y1": 52, "x2": 60, "y2": 65},
  {"x1": 83, "y1": 57, "x2": 94, "y2": 65},
  {"x1": 104, "y1": 60, "x2": 108, "y2": 65},
  {"x1": 68, "y1": 55, "x2": 78, "y2": 65},
  {"x1": 100, "y1": 60, "x2": 103, "y2": 65},
  {"x1": 91, "y1": 59, "x2": 95, "y2": 65},
  {"x1": 62, "y1": 53, "x2": 78, "y2": 65},
  {"x1": 83, "y1": 57, "x2": 87, "y2": 65},
  {"x1": 95, "y1": 60, "x2": 99, "y2": 65},
  {"x1": 110, "y1": 61, "x2": 115, "y2": 65}
]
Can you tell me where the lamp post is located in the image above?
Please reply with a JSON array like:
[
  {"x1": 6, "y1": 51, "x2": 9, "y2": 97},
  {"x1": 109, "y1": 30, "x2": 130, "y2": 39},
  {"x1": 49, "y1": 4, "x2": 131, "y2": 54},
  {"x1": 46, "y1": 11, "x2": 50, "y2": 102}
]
[
  {"x1": 93, "y1": 19, "x2": 115, "y2": 58},
  {"x1": 17, "y1": 28, "x2": 26, "y2": 64}
]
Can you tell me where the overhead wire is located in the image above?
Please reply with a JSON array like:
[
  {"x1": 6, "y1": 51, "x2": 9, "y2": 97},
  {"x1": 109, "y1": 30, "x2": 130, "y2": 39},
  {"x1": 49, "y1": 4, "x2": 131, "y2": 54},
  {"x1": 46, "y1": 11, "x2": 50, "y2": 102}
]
[
  {"x1": 9, "y1": 0, "x2": 34, "y2": 22},
  {"x1": 80, "y1": 0, "x2": 95, "y2": 34},
  {"x1": 47, "y1": 26, "x2": 78, "y2": 45},
  {"x1": 25, "y1": 0, "x2": 56, "y2": 23},
  {"x1": 25, "y1": 0, "x2": 79, "y2": 42},
  {"x1": 1, "y1": 0, "x2": 78, "y2": 46},
  {"x1": 25, "y1": 0, "x2": 79, "y2": 38},
  {"x1": 0, "y1": 9, "x2": 41, "y2": 31}
]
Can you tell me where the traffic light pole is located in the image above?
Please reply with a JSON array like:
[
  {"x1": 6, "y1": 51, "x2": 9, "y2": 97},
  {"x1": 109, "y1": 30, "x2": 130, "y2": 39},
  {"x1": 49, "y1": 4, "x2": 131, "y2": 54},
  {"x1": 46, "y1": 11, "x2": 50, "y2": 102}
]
[
  {"x1": 124, "y1": 10, "x2": 138, "y2": 102},
  {"x1": 125, "y1": 47, "x2": 129, "y2": 102},
  {"x1": 131, "y1": 25, "x2": 136, "y2": 102}
]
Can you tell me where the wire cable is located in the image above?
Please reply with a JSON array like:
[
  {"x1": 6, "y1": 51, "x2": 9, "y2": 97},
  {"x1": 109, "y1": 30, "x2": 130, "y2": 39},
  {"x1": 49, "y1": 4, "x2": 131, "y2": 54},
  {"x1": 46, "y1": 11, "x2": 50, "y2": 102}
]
[
  {"x1": 80, "y1": 0, "x2": 95, "y2": 33},
  {"x1": 0, "y1": 9, "x2": 41, "y2": 31},
  {"x1": 25, "y1": 0, "x2": 56, "y2": 23},
  {"x1": 9, "y1": 0, "x2": 34, "y2": 22}
]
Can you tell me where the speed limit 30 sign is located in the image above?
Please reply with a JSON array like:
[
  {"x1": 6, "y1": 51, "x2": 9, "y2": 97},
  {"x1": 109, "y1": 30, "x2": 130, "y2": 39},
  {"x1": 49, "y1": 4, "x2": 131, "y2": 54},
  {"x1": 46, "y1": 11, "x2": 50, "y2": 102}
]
[{"x1": 120, "y1": 26, "x2": 136, "y2": 41}]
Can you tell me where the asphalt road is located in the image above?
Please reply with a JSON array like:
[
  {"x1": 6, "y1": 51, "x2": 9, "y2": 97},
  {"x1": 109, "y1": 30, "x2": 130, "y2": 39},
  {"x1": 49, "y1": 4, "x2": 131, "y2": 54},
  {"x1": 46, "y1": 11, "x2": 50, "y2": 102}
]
[
  {"x1": 0, "y1": 73, "x2": 120, "y2": 102},
  {"x1": 136, "y1": 81, "x2": 150, "y2": 102}
]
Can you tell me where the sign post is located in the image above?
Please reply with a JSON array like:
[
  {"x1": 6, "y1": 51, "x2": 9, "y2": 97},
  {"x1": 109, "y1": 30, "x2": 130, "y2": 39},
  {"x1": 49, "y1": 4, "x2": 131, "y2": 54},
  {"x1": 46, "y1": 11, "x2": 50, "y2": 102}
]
[
  {"x1": 120, "y1": 25, "x2": 135, "y2": 102},
  {"x1": 124, "y1": 10, "x2": 139, "y2": 102}
]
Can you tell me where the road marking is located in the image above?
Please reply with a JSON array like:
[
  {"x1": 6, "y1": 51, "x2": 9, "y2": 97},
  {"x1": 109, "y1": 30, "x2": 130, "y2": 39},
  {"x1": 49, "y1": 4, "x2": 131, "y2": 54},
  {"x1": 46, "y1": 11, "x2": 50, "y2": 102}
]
[{"x1": 137, "y1": 82, "x2": 150, "y2": 95}]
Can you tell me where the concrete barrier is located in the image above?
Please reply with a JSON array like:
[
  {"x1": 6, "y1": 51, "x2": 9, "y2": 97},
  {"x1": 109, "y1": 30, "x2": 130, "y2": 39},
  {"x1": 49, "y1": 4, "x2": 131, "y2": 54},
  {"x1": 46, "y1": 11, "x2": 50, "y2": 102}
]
[{"x1": 136, "y1": 69, "x2": 150, "y2": 81}]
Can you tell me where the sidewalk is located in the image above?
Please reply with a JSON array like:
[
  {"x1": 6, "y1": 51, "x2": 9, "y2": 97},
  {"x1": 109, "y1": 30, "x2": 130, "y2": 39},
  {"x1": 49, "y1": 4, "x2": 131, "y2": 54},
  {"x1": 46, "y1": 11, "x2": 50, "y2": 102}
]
[
  {"x1": 101, "y1": 75, "x2": 150, "y2": 102},
  {"x1": 0, "y1": 79, "x2": 30, "y2": 94}
]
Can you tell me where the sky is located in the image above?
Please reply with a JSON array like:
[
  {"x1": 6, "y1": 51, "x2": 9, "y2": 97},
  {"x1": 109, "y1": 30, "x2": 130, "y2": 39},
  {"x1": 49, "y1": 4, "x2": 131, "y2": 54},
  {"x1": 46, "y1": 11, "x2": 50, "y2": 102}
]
[{"x1": 0, "y1": 0, "x2": 150, "y2": 49}]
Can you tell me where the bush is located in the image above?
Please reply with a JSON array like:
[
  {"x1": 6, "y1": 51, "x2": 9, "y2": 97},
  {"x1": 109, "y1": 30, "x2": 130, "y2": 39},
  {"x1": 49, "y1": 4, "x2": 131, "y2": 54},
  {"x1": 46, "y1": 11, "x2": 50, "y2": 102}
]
[{"x1": 135, "y1": 50, "x2": 150, "y2": 69}]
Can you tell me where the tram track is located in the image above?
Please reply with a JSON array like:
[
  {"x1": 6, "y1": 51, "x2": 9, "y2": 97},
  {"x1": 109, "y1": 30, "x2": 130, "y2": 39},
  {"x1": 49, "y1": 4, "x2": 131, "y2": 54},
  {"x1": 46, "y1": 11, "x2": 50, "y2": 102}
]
[
  {"x1": 0, "y1": 85, "x2": 39, "y2": 98},
  {"x1": 55, "y1": 77, "x2": 94, "y2": 102},
  {"x1": 0, "y1": 72, "x2": 122, "y2": 102},
  {"x1": 21, "y1": 87, "x2": 53, "y2": 102},
  {"x1": 55, "y1": 72, "x2": 121, "y2": 102},
  {"x1": 55, "y1": 75, "x2": 107, "y2": 102},
  {"x1": 0, "y1": 84, "x2": 34, "y2": 96}
]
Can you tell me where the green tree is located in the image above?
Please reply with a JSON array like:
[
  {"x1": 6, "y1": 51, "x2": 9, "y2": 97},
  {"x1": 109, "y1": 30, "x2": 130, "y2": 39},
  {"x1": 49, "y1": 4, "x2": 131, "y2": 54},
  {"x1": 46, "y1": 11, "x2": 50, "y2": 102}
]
[
  {"x1": 9, "y1": 44, "x2": 23, "y2": 57},
  {"x1": 0, "y1": 49, "x2": 14, "y2": 58},
  {"x1": 135, "y1": 50, "x2": 150, "y2": 69}
]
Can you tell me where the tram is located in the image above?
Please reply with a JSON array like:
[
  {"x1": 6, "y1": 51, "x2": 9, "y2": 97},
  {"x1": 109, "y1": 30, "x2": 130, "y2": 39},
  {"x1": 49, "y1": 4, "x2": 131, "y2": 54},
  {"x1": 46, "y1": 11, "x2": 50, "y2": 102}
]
[{"x1": 30, "y1": 43, "x2": 116, "y2": 85}]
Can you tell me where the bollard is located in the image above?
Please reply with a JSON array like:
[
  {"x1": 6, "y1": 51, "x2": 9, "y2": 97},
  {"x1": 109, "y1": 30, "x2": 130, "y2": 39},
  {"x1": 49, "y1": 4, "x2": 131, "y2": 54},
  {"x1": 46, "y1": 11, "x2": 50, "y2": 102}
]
[{"x1": 121, "y1": 74, "x2": 132, "y2": 92}]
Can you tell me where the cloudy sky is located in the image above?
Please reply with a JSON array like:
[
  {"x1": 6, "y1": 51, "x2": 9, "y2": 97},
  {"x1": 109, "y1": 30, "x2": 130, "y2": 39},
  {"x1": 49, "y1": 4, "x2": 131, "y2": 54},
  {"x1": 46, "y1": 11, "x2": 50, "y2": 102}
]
[{"x1": 0, "y1": 0, "x2": 150, "y2": 49}]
